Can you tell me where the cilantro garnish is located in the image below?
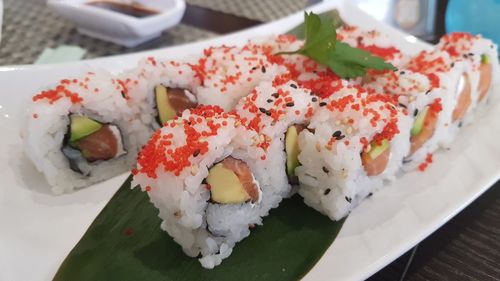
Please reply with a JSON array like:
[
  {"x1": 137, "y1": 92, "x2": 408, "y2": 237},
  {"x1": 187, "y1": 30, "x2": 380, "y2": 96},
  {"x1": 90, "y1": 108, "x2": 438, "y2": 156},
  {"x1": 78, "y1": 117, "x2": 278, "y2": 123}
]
[{"x1": 279, "y1": 12, "x2": 397, "y2": 79}]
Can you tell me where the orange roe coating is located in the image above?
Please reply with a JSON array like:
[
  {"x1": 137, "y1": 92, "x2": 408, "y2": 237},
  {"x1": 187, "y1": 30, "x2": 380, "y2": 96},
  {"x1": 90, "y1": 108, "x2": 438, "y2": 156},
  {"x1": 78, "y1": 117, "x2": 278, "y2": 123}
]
[
  {"x1": 428, "y1": 98, "x2": 443, "y2": 114},
  {"x1": 32, "y1": 83, "x2": 83, "y2": 104},
  {"x1": 116, "y1": 79, "x2": 130, "y2": 100},
  {"x1": 358, "y1": 43, "x2": 400, "y2": 61},
  {"x1": 147, "y1": 56, "x2": 157, "y2": 66},
  {"x1": 439, "y1": 32, "x2": 477, "y2": 59},
  {"x1": 135, "y1": 105, "x2": 257, "y2": 178},
  {"x1": 297, "y1": 70, "x2": 343, "y2": 98},
  {"x1": 418, "y1": 153, "x2": 434, "y2": 171}
]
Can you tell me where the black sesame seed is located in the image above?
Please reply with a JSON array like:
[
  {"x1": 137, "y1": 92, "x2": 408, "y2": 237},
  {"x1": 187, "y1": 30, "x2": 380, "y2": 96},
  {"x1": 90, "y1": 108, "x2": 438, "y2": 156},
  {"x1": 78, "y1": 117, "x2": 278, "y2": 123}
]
[
  {"x1": 251, "y1": 66, "x2": 258, "y2": 71},
  {"x1": 398, "y1": 103, "x2": 407, "y2": 109},
  {"x1": 322, "y1": 166, "x2": 329, "y2": 173},
  {"x1": 463, "y1": 54, "x2": 468, "y2": 59},
  {"x1": 265, "y1": 110, "x2": 272, "y2": 116},
  {"x1": 272, "y1": 92, "x2": 279, "y2": 98},
  {"x1": 324, "y1": 189, "x2": 331, "y2": 195},
  {"x1": 458, "y1": 121, "x2": 463, "y2": 128},
  {"x1": 402, "y1": 158, "x2": 412, "y2": 164},
  {"x1": 261, "y1": 66, "x2": 266, "y2": 73},
  {"x1": 425, "y1": 90, "x2": 431, "y2": 95},
  {"x1": 267, "y1": 99, "x2": 273, "y2": 103},
  {"x1": 345, "y1": 196, "x2": 352, "y2": 203},
  {"x1": 290, "y1": 84, "x2": 297, "y2": 89},
  {"x1": 286, "y1": 102, "x2": 295, "y2": 107},
  {"x1": 468, "y1": 52, "x2": 474, "y2": 56},
  {"x1": 312, "y1": 97, "x2": 318, "y2": 102},
  {"x1": 193, "y1": 150, "x2": 200, "y2": 157},
  {"x1": 332, "y1": 130, "x2": 345, "y2": 140},
  {"x1": 413, "y1": 108, "x2": 419, "y2": 117},
  {"x1": 367, "y1": 192, "x2": 373, "y2": 197},
  {"x1": 491, "y1": 45, "x2": 494, "y2": 49},
  {"x1": 399, "y1": 71, "x2": 406, "y2": 75},
  {"x1": 451, "y1": 62, "x2": 455, "y2": 68},
  {"x1": 259, "y1": 107, "x2": 267, "y2": 114},
  {"x1": 319, "y1": 102, "x2": 327, "y2": 107}
]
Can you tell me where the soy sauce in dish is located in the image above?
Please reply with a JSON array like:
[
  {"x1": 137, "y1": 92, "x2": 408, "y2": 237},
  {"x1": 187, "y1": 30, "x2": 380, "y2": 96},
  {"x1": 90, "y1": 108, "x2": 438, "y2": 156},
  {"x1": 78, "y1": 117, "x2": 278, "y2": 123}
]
[{"x1": 86, "y1": 1, "x2": 159, "y2": 18}]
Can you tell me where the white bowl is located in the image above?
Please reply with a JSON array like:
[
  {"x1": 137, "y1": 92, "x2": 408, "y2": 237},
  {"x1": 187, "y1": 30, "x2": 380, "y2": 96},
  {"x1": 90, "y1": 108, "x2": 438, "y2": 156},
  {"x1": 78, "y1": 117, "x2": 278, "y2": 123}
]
[{"x1": 47, "y1": 0, "x2": 186, "y2": 47}]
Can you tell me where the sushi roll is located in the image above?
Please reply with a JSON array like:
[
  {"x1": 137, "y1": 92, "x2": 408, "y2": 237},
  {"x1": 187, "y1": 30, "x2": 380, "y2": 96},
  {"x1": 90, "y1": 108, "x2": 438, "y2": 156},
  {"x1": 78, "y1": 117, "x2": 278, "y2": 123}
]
[
  {"x1": 191, "y1": 45, "x2": 288, "y2": 110},
  {"x1": 119, "y1": 57, "x2": 200, "y2": 130},
  {"x1": 436, "y1": 32, "x2": 499, "y2": 110},
  {"x1": 234, "y1": 78, "x2": 318, "y2": 200},
  {"x1": 23, "y1": 70, "x2": 146, "y2": 194},
  {"x1": 363, "y1": 69, "x2": 445, "y2": 170},
  {"x1": 132, "y1": 105, "x2": 279, "y2": 268},
  {"x1": 296, "y1": 83, "x2": 412, "y2": 220},
  {"x1": 406, "y1": 49, "x2": 473, "y2": 147}
]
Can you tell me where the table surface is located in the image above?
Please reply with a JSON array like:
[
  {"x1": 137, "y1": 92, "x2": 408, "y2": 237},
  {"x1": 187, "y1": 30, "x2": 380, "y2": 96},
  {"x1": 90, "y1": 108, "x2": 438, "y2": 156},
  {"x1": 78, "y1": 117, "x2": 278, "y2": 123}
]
[{"x1": 1, "y1": 0, "x2": 499, "y2": 280}]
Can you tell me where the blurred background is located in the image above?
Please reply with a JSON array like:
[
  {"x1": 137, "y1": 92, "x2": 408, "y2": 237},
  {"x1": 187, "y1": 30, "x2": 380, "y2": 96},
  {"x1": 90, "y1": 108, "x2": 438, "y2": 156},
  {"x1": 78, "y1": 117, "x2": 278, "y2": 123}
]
[
  {"x1": 1, "y1": 0, "x2": 498, "y2": 65},
  {"x1": 0, "y1": 0, "x2": 453, "y2": 65}
]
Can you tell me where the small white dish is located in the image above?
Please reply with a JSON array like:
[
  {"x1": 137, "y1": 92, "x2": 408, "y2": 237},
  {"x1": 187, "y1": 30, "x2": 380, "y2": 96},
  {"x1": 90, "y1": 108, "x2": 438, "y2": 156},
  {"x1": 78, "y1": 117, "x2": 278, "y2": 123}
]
[{"x1": 47, "y1": 0, "x2": 186, "y2": 47}]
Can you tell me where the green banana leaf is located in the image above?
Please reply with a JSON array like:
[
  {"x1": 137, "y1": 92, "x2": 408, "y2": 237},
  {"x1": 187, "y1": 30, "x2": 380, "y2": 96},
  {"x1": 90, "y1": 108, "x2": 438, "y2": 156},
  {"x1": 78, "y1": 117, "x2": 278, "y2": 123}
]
[
  {"x1": 53, "y1": 10, "x2": 347, "y2": 281},
  {"x1": 53, "y1": 176, "x2": 344, "y2": 281}
]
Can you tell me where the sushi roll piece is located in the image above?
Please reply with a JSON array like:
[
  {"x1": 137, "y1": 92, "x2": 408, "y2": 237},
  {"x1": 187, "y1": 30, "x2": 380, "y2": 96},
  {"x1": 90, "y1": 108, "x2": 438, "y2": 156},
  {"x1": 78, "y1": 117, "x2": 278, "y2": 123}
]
[
  {"x1": 406, "y1": 49, "x2": 473, "y2": 147},
  {"x1": 436, "y1": 32, "x2": 499, "y2": 110},
  {"x1": 234, "y1": 78, "x2": 318, "y2": 201},
  {"x1": 23, "y1": 70, "x2": 146, "y2": 194},
  {"x1": 190, "y1": 45, "x2": 288, "y2": 110},
  {"x1": 296, "y1": 83, "x2": 412, "y2": 220},
  {"x1": 119, "y1": 56, "x2": 200, "y2": 130},
  {"x1": 363, "y1": 69, "x2": 445, "y2": 170},
  {"x1": 132, "y1": 105, "x2": 281, "y2": 268}
]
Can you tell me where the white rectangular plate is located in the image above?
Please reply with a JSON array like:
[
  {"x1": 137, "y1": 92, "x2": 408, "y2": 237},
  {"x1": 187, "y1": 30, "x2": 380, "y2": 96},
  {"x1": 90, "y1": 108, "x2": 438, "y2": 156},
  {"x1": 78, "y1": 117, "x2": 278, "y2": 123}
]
[{"x1": 1, "y1": 1, "x2": 499, "y2": 280}]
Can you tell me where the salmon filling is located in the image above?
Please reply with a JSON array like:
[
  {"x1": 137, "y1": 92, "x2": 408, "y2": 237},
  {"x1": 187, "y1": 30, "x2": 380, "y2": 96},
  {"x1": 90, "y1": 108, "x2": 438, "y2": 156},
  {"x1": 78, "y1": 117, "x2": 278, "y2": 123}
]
[
  {"x1": 62, "y1": 115, "x2": 126, "y2": 174},
  {"x1": 409, "y1": 108, "x2": 438, "y2": 156},
  {"x1": 76, "y1": 125, "x2": 120, "y2": 162},
  {"x1": 478, "y1": 55, "x2": 493, "y2": 102},
  {"x1": 361, "y1": 140, "x2": 390, "y2": 176},
  {"x1": 207, "y1": 157, "x2": 260, "y2": 204},
  {"x1": 452, "y1": 74, "x2": 472, "y2": 122},
  {"x1": 155, "y1": 85, "x2": 197, "y2": 126}
]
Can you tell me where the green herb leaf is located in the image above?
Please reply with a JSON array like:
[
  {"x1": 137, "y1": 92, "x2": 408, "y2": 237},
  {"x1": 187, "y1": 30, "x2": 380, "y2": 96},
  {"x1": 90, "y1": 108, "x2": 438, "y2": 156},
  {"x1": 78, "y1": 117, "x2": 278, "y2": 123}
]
[
  {"x1": 286, "y1": 10, "x2": 344, "y2": 40},
  {"x1": 282, "y1": 12, "x2": 397, "y2": 79},
  {"x1": 53, "y1": 175, "x2": 345, "y2": 281},
  {"x1": 325, "y1": 41, "x2": 397, "y2": 78}
]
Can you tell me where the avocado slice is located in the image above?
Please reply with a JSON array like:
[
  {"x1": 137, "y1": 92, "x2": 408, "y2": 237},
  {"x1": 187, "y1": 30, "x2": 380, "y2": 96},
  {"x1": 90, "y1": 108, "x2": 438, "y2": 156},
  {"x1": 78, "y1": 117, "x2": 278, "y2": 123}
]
[
  {"x1": 285, "y1": 125, "x2": 301, "y2": 176},
  {"x1": 410, "y1": 107, "x2": 428, "y2": 137},
  {"x1": 207, "y1": 163, "x2": 251, "y2": 204},
  {"x1": 155, "y1": 85, "x2": 177, "y2": 125},
  {"x1": 69, "y1": 115, "x2": 103, "y2": 144},
  {"x1": 368, "y1": 139, "x2": 389, "y2": 159},
  {"x1": 481, "y1": 54, "x2": 490, "y2": 64}
]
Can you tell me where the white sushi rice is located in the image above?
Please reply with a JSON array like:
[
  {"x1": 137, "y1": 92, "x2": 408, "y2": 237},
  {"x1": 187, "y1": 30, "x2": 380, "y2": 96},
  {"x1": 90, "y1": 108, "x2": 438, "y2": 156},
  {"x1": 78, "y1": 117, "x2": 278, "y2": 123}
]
[
  {"x1": 436, "y1": 33, "x2": 500, "y2": 117},
  {"x1": 118, "y1": 57, "x2": 201, "y2": 131},
  {"x1": 194, "y1": 45, "x2": 288, "y2": 110},
  {"x1": 132, "y1": 108, "x2": 282, "y2": 268},
  {"x1": 296, "y1": 85, "x2": 411, "y2": 220},
  {"x1": 22, "y1": 69, "x2": 147, "y2": 194}
]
